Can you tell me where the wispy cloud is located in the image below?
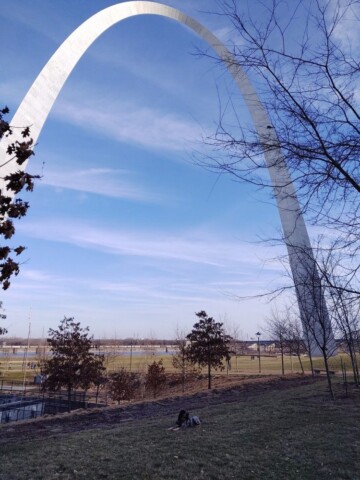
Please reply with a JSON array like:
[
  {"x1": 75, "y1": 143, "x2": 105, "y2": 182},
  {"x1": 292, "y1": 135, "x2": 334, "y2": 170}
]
[
  {"x1": 18, "y1": 219, "x2": 283, "y2": 270},
  {"x1": 40, "y1": 165, "x2": 162, "y2": 202},
  {"x1": 0, "y1": 80, "x2": 31, "y2": 107},
  {"x1": 20, "y1": 269, "x2": 55, "y2": 282},
  {"x1": 54, "y1": 98, "x2": 202, "y2": 152},
  {"x1": 88, "y1": 48, "x2": 186, "y2": 99},
  {"x1": 0, "y1": 1, "x2": 83, "y2": 45}
]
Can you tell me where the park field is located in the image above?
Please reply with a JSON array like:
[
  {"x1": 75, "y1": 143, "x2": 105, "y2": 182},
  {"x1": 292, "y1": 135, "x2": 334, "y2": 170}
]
[
  {"x1": 0, "y1": 376, "x2": 359, "y2": 479},
  {"x1": 1, "y1": 351, "x2": 356, "y2": 382}
]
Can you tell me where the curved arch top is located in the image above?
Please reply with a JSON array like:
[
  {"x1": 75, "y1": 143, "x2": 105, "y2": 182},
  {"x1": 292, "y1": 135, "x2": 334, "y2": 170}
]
[
  {"x1": 3, "y1": 2, "x2": 270, "y2": 149},
  {"x1": 0, "y1": 1, "x2": 304, "y2": 242},
  {"x1": 0, "y1": 1, "x2": 333, "y2": 354}
]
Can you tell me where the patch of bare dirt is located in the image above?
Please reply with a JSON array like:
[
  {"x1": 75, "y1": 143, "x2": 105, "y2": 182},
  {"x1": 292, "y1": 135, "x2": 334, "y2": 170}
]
[{"x1": 0, "y1": 374, "x2": 320, "y2": 444}]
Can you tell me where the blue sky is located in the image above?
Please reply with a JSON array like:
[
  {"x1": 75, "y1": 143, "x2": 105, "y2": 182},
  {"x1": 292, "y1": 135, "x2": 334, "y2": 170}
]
[{"x1": 0, "y1": 0, "x2": 296, "y2": 339}]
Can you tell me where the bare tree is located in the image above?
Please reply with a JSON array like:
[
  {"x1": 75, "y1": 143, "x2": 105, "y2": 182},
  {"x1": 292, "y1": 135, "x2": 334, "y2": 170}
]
[
  {"x1": 223, "y1": 318, "x2": 243, "y2": 372},
  {"x1": 198, "y1": 1, "x2": 360, "y2": 339},
  {"x1": 294, "y1": 258, "x2": 337, "y2": 399},
  {"x1": 266, "y1": 307, "x2": 289, "y2": 376},
  {"x1": 267, "y1": 303, "x2": 314, "y2": 375},
  {"x1": 321, "y1": 253, "x2": 360, "y2": 384},
  {"x1": 202, "y1": 0, "x2": 360, "y2": 242},
  {"x1": 330, "y1": 291, "x2": 360, "y2": 384},
  {"x1": 287, "y1": 312, "x2": 307, "y2": 375},
  {"x1": 172, "y1": 327, "x2": 198, "y2": 393}
]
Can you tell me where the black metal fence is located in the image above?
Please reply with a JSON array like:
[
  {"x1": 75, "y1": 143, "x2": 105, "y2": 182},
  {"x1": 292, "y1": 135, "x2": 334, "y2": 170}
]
[{"x1": 0, "y1": 380, "x2": 108, "y2": 424}]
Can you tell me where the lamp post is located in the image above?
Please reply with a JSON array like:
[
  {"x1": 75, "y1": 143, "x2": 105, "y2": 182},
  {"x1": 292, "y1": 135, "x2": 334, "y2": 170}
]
[
  {"x1": 256, "y1": 332, "x2": 262, "y2": 373},
  {"x1": 129, "y1": 338, "x2": 133, "y2": 372}
]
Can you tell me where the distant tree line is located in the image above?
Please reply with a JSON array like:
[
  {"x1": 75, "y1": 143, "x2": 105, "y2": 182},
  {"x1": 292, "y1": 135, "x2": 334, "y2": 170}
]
[
  {"x1": 1, "y1": 337, "x2": 178, "y2": 347},
  {"x1": 37, "y1": 304, "x2": 360, "y2": 409}
]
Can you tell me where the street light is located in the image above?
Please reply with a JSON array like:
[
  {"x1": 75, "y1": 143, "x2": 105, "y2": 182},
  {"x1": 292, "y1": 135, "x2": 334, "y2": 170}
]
[{"x1": 256, "y1": 332, "x2": 262, "y2": 373}]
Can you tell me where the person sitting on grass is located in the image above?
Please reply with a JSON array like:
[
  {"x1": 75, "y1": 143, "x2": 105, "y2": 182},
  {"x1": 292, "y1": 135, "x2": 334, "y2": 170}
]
[{"x1": 176, "y1": 409, "x2": 201, "y2": 428}]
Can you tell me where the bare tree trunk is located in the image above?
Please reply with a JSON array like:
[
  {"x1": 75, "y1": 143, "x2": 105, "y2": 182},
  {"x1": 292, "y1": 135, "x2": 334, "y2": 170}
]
[
  {"x1": 308, "y1": 352, "x2": 314, "y2": 376},
  {"x1": 280, "y1": 346, "x2": 285, "y2": 376},
  {"x1": 355, "y1": 361, "x2": 360, "y2": 386},
  {"x1": 67, "y1": 386, "x2": 72, "y2": 413},
  {"x1": 347, "y1": 344, "x2": 359, "y2": 384},
  {"x1": 208, "y1": 363, "x2": 211, "y2": 389},
  {"x1": 323, "y1": 353, "x2": 335, "y2": 401},
  {"x1": 95, "y1": 383, "x2": 100, "y2": 405},
  {"x1": 297, "y1": 353, "x2": 304, "y2": 374}
]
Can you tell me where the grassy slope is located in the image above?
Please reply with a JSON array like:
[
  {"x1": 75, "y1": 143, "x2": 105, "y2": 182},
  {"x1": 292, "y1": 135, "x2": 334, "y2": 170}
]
[{"x1": 1, "y1": 380, "x2": 360, "y2": 480}]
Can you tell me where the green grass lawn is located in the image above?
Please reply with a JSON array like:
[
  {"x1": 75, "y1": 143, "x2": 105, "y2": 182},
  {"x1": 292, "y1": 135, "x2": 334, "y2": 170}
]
[{"x1": 1, "y1": 379, "x2": 359, "y2": 480}]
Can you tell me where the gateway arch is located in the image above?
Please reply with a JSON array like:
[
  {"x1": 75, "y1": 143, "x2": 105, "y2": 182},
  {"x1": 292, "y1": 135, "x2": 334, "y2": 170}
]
[{"x1": 0, "y1": 1, "x2": 332, "y2": 354}]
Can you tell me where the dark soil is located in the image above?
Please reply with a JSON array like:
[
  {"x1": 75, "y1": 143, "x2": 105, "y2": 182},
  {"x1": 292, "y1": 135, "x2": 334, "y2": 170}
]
[{"x1": 0, "y1": 374, "x2": 320, "y2": 444}]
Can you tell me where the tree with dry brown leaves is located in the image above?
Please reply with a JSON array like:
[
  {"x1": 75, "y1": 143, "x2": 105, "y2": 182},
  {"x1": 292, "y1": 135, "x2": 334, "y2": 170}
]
[{"x1": 0, "y1": 107, "x2": 40, "y2": 290}]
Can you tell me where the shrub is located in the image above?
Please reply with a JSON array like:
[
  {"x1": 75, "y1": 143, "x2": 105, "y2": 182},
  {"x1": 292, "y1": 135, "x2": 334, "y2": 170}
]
[
  {"x1": 108, "y1": 368, "x2": 141, "y2": 404},
  {"x1": 145, "y1": 359, "x2": 167, "y2": 398}
]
